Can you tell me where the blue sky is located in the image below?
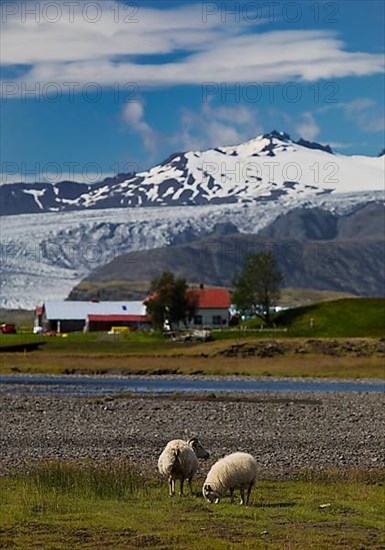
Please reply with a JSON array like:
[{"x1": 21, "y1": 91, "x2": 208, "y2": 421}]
[{"x1": 1, "y1": 0, "x2": 384, "y2": 183}]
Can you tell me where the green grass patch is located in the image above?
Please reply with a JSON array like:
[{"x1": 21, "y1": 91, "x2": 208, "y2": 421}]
[
  {"x1": 233, "y1": 298, "x2": 385, "y2": 338},
  {"x1": 275, "y1": 298, "x2": 385, "y2": 337},
  {"x1": 0, "y1": 330, "x2": 170, "y2": 354},
  {"x1": 1, "y1": 351, "x2": 384, "y2": 378},
  {"x1": 216, "y1": 298, "x2": 385, "y2": 339},
  {"x1": 1, "y1": 298, "x2": 384, "y2": 378},
  {"x1": 1, "y1": 335, "x2": 384, "y2": 379},
  {"x1": 1, "y1": 461, "x2": 384, "y2": 549}
]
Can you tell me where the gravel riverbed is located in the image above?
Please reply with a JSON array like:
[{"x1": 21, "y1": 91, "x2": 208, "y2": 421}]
[{"x1": 1, "y1": 382, "x2": 384, "y2": 477}]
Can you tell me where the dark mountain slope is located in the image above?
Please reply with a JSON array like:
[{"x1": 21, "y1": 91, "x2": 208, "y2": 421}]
[
  {"x1": 258, "y1": 203, "x2": 383, "y2": 240},
  {"x1": 69, "y1": 237, "x2": 384, "y2": 298},
  {"x1": 69, "y1": 205, "x2": 385, "y2": 300}
]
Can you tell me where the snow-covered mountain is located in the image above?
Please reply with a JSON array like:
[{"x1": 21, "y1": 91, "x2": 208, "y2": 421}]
[
  {"x1": 1, "y1": 131, "x2": 384, "y2": 309},
  {"x1": 1, "y1": 131, "x2": 384, "y2": 215}
]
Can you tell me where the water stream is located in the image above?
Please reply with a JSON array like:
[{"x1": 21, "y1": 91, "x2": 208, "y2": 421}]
[{"x1": 0, "y1": 374, "x2": 383, "y2": 396}]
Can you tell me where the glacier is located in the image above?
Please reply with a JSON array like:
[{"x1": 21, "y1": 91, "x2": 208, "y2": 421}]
[{"x1": 1, "y1": 131, "x2": 384, "y2": 309}]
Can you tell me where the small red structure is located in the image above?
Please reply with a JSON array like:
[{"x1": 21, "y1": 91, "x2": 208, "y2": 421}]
[
  {"x1": 0, "y1": 323, "x2": 17, "y2": 334},
  {"x1": 87, "y1": 314, "x2": 149, "y2": 332}
]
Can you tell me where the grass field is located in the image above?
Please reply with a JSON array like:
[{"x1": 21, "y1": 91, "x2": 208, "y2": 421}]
[
  {"x1": 274, "y1": 298, "x2": 385, "y2": 338},
  {"x1": 1, "y1": 299, "x2": 384, "y2": 378},
  {"x1": 0, "y1": 330, "x2": 384, "y2": 378},
  {"x1": 0, "y1": 344, "x2": 384, "y2": 378},
  {"x1": 1, "y1": 338, "x2": 384, "y2": 378},
  {"x1": 1, "y1": 461, "x2": 384, "y2": 550},
  {"x1": 241, "y1": 298, "x2": 385, "y2": 338}
]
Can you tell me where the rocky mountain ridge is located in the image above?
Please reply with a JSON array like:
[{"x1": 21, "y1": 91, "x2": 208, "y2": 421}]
[{"x1": 1, "y1": 131, "x2": 384, "y2": 215}]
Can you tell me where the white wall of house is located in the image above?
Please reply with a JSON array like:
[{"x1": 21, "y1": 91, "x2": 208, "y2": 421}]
[{"x1": 193, "y1": 308, "x2": 229, "y2": 328}]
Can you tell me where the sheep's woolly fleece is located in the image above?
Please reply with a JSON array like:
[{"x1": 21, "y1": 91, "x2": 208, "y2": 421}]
[{"x1": 203, "y1": 452, "x2": 258, "y2": 503}]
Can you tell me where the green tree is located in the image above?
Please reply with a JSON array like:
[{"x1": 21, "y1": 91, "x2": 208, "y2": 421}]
[
  {"x1": 232, "y1": 252, "x2": 282, "y2": 325},
  {"x1": 146, "y1": 271, "x2": 199, "y2": 330}
]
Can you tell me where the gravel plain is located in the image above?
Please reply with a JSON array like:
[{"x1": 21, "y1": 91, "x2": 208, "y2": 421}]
[{"x1": 1, "y1": 377, "x2": 384, "y2": 478}]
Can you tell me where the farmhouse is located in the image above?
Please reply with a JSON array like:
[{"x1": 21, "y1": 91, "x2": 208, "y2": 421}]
[
  {"x1": 35, "y1": 301, "x2": 148, "y2": 333},
  {"x1": 35, "y1": 287, "x2": 231, "y2": 333},
  {"x1": 191, "y1": 286, "x2": 231, "y2": 328}
]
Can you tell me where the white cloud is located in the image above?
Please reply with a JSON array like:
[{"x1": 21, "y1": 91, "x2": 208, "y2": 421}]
[
  {"x1": 361, "y1": 118, "x2": 385, "y2": 132},
  {"x1": 122, "y1": 99, "x2": 261, "y2": 155},
  {"x1": 341, "y1": 99, "x2": 385, "y2": 132},
  {"x1": 343, "y1": 98, "x2": 376, "y2": 114},
  {"x1": 0, "y1": 2, "x2": 227, "y2": 65},
  {"x1": 327, "y1": 141, "x2": 354, "y2": 150},
  {"x1": 295, "y1": 112, "x2": 320, "y2": 141},
  {"x1": 121, "y1": 101, "x2": 158, "y2": 155},
  {"x1": 1, "y1": 2, "x2": 384, "y2": 93},
  {"x1": 177, "y1": 103, "x2": 262, "y2": 150}
]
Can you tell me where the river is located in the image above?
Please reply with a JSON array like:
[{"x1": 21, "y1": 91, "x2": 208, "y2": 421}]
[{"x1": 0, "y1": 374, "x2": 384, "y2": 395}]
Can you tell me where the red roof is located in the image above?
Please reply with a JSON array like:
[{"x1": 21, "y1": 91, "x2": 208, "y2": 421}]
[
  {"x1": 88, "y1": 314, "x2": 147, "y2": 322},
  {"x1": 35, "y1": 306, "x2": 44, "y2": 315},
  {"x1": 146, "y1": 287, "x2": 231, "y2": 309},
  {"x1": 195, "y1": 288, "x2": 231, "y2": 309}
]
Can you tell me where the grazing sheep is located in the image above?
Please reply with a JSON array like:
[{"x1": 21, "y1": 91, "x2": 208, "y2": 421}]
[
  {"x1": 158, "y1": 437, "x2": 210, "y2": 496},
  {"x1": 202, "y1": 452, "x2": 257, "y2": 505}
]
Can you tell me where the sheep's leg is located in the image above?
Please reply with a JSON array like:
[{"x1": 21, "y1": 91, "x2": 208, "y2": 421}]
[
  {"x1": 246, "y1": 482, "x2": 253, "y2": 505},
  {"x1": 229, "y1": 489, "x2": 235, "y2": 503},
  {"x1": 169, "y1": 477, "x2": 175, "y2": 497},
  {"x1": 188, "y1": 477, "x2": 194, "y2": 496},
  {"x1": 179, "y1": 479, "x2": 185, "y2": 497},
  {"x1": 239, "y1": 489, "x2": 245, "y2": 505}
]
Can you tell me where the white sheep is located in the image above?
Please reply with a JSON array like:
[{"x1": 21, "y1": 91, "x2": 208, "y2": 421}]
[
  {"x1": 202, "y1": 452, "x2": 257, "y2": 505},
  {"x1": 158, "y1": 437, "x2": 210, "y2": 496}
]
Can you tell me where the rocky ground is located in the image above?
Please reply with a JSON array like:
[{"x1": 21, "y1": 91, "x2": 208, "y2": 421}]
[
  {"x1": 1, "y1": 382, "x2": 384, "y2": 478},
  {"x1": 216, "y1": 338, "x2": 385, "y2": 358}
]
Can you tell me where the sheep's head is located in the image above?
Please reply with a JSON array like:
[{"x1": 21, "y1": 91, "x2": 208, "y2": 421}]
[
  {"x1": 188, "y1": 437, "x2": 210, "y2": 460},
  {"x1": 202, "y1": 483, "x2": 219, "y2": 503}
]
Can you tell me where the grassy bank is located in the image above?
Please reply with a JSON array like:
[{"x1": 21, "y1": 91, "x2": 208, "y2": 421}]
[
  {"x1": 274, "y1": 298, "x2": 385, "y2": 338},
  {"x1": 1, "y1": 348, "x2": 384, "y2": 378},
  {"x1": 1, "y1": 334, "x2": 384, "y2": 378},
  {"x1": 1, "y1": 298, "x2": 384, "y2": 378},
  {"x1": 1, "y1": 461, "x2": 384, "y2": 549}
]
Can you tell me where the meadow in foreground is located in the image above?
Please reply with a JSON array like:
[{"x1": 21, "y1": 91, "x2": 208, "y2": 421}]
[{"x1": 1, "y1": 461, "x2": 384, "y2": 549}]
